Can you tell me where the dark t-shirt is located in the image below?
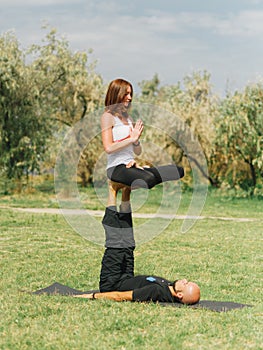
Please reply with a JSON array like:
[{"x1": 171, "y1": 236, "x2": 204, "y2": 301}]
[
  {"x1": 132, "y1": 283, "x2": 176, "y2": 303},
  {"x1": 117, "y1": 275, "x2": 179, "y2": 303}
]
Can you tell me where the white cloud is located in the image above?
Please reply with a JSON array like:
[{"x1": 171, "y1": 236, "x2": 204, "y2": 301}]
[
  {"x1": 133, "y1": 10, "x2": 263, "y2": 38},
  {"x1": 214, "y1": 11, "x2": 263, "y2": 36},
  {"x1": 1, "y1": 1, "x2": 263, "y2": 93},
  {"x1": 0, "y1": 0, "x2": 82, "y2": 6},
  {"x1": 245, "y1": 0, "x2": 263, "y2": 4}
]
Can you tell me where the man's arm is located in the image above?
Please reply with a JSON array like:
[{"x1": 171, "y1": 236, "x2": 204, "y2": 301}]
[{"x1": 74, "y1": 291, "x2": 133, "y2": 302}]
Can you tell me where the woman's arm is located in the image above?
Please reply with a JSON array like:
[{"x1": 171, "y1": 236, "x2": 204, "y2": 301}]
[
  {"x1": 101, "y1": 113, "x2": 143, "y2": 154},
  {"x1": 74, "y1": 290, "x2": 133, "y2": 302},
  {"x1": 101, "y1": 112, "x2": 135, "y2": 154}
]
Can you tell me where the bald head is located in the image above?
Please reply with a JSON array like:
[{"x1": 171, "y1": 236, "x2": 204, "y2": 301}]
[
  {"x1": 173, "y1": 279, "x2": 201, "y2": 305},
  {"x1": 181, "y1": 282, "x2": 200, "y2": 305}
]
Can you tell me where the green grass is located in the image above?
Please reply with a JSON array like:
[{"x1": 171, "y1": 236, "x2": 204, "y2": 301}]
[
  {"x1": 0, "y1": 190, "x2": 262, "y2": 349},
  {"x1": 1, "y1": 184, "x2": 263, "y2": 219}
]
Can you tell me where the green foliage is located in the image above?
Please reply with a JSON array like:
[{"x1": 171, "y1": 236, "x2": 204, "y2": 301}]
[
  {"x1": 0, "y1": 28, "x2": 104, "y2": 190},
  {"x1": 137, "y1": 71, "x2": 220, "y2": 187},
  {"x1": 0, "y1": 29, "x2": 262, "y2": 196},
  {"x1": 29, "y1": 28, "x2": 104, "y2": 126},
  {"x1": 0, "y1": 32, "x2": 50, "y2": 183},
  {"x1": 136, "y1": 73, "x2": 263, "y2": 196},
  {"x1": 138, "y1": 73, "x2": 160, "y2": 101},
  {"x1": 215, "y1": 83, "x2": 263, "y2": 195},
  {"x1": 29, "y1": 28, "x2": 105, "y2": 187}
]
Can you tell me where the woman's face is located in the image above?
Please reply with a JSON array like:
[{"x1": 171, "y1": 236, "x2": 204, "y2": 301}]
[{"x1": 122, "y1": 86, "x2": 132, "y2": 107}]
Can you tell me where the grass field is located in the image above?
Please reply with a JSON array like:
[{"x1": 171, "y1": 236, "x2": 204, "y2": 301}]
[{"x1": 0, "y1": 187, "x2": 262, "y2": 349}]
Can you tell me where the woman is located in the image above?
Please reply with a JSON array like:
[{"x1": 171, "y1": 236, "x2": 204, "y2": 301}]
[
  {"x1": 99, "y1": 78, "x2": 184, "y2": 292},
  {"x1": 101, "y1": 78, "x2": 184, "y2": 198}
]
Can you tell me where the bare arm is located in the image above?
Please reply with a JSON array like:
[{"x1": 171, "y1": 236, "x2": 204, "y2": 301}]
[
  {"x1": 101, "y1": 112, "x2": 143, "y2": 154},
  {"x1": 74, "y1": 290, "x2": 133, "y2": 302}
]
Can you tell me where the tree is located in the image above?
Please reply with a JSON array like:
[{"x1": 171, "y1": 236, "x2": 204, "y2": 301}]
[
  {"x1": 215, "y1": 84, "x2": 263, "y2": 195},
  {"x1": 29, "y1": 28, "x2": 104, "y2": 127},
  {"x1": 29, "y1": 28, "x2": 105, "y2": 186},
  {"x1": 165, "y1": 71, "x2": 219, "y2": 187},
  {"x1": 137, "y1": 71, "x2": 219, "y2": 188},
  {"x1": 0, "y1": 32, "x2": 50, "y2": 190},
  {"x1": 0, "y1": 29, "x2": 105, "y2": 190},
  {"x1": 138, "y1": 73, "x2": 160, "y2": 101}
]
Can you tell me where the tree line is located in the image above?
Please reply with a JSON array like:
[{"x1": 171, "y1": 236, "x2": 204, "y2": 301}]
[{"x1": 0, "y1": 29, "x2": 262, "y2": 196}]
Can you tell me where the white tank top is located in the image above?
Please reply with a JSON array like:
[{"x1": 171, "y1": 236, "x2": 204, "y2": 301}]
[{"x1": 107, "y1": 116, "x2": 134, "y2": 169}]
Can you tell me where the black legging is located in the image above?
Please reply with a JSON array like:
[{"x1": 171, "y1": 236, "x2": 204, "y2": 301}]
[{"x1": 107, "y1": 164, "x2": 184, "y2": 189}]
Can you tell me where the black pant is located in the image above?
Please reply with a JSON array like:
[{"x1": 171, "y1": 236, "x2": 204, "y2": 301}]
[
  {"x1": 102, "y1": 206, "x2": 135, "y2": 248},
  {"x1": 107, "y1": 164, "x2": 184, "y2": 189},
  {"x1": 99, "y1": 247, "x2": 135, "y2": 292},
  {"x1": 99, "y1": 207, "x2": 135, "y2": 292}
]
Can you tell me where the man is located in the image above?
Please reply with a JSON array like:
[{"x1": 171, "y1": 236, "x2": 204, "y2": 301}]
[
  {"x1": 94, "y1": 183, "x2": 200, "y2": 305},
  {"x1": 32, "y1": 197, "x2": 200, "y2": 305},
  {"x1": 74, "y1": 276, "x2": 200, "y2": 305}
]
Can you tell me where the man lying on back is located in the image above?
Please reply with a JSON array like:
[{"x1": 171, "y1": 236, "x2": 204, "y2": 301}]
[
  {"x1": 74, "y1": 275, "x2": 200, "y2": 305},
  {"x1": 84, "y1": 195, "x2": 200, "y2": 305}
]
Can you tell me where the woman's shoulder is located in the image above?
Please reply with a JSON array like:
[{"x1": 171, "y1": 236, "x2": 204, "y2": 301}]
[
  {"x1": 101, "y1": 110, "x2": 114, "y2": 119},
  {"x1": 101, "y1": 111, "x2": 115, "y2": 125}
]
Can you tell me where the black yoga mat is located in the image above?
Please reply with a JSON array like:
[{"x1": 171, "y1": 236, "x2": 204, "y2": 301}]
[
  {"x1": 32, "y1": 282, "x2": 98, "y2": 296},
  {"x1": 159, "y1": 300, "x2": 252, "y2": 312},
  {"x1": 32, "y1": 282, "x2": 252, "y2": 313}
]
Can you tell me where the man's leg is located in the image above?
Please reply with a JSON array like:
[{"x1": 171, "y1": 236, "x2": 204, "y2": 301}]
[
  {"x1": 101, "y1": 206, "x2": 135, "y2": 249},
  {"x1": 99, "y1": 248, "x2": 126, "y2": 292},
  {"x1": 99, "y1": 246, "x2": 135, "y2": 292},
  {"x1": 99, "y1": 206, "x2": 135, "y2": 292}
]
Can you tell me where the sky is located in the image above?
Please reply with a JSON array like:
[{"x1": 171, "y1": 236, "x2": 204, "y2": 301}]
[{"x1": 1, "y1": 0, "x2": 263, "y2": 95}]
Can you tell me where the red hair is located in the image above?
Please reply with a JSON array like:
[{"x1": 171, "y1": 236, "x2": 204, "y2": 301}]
[{"x1": 105, "y1": 78, "x2": 133, "y2": 106}]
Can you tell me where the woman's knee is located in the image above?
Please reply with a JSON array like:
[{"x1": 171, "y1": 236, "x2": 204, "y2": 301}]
[
  {"x1": 131, "y1": 172, "x2": 156, "y2": 189},
  {"x1": 176, "y1": 166, "x2": 184, "y2": 179}
]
